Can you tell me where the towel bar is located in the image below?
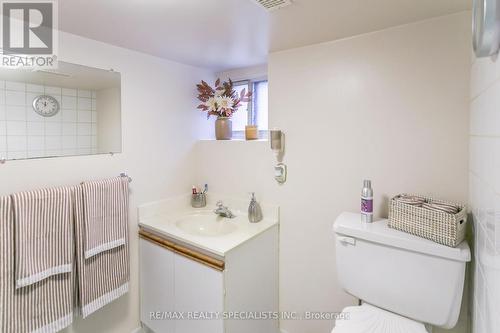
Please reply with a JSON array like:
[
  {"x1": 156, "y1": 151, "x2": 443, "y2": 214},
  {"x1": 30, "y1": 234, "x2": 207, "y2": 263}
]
[{"x1": 80, "y1": 174, "x2": 133, "y2": 185}]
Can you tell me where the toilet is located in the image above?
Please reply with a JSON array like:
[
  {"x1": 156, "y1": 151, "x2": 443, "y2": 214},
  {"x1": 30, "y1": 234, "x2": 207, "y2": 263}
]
[{"x1": 332, "y1": 212, "x2": 471, "y2": 333}]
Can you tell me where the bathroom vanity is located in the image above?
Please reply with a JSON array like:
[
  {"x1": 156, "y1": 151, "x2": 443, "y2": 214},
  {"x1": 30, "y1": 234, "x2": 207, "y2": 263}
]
[{"x1": 138, "y1": 195, "x2": 279, "y2": 333}]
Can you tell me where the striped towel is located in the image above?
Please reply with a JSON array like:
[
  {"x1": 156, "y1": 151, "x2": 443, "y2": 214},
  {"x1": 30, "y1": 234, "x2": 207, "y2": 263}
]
[
  {"x1": 396, "y1": 194, "x2": 460, "y2": 214},
  {"x1": 11, "y1": 187, "x2": 74, "y2": 289},
  {"x1": 74, "y1": 185, "x2": 129, "y2": 318},
  {"x1": 422, "y1": 202, "x2": 460, "y2": 214},
  {"x1": 0, "y1": 195, "x2": 74, "y2": 333},
  {"x1": 396, "y1": 194, "x2": 426, "y2": 206},
  {"x1": 80, "y1": 177, "x2": 129, "y2": 259}
]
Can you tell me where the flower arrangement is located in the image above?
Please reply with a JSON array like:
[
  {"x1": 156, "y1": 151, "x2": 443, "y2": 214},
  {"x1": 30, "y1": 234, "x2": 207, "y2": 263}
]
[{"x1": 196, "y1": 78, "x2": 252, "y2": 118}]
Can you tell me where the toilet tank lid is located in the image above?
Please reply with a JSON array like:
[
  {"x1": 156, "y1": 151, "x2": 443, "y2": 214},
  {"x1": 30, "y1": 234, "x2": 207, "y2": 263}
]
[{"x1": 333, "y1": 212, "x2": 471, "y2": 262}]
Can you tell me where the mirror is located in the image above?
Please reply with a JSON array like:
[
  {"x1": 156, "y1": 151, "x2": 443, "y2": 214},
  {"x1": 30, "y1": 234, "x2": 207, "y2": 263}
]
[{"x1": 0, "y1": 61, "x2": 121, "y2": 161}]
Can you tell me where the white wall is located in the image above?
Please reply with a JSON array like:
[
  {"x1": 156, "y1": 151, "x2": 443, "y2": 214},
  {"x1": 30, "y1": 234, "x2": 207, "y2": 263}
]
[
  {"x1": 0, "y1": 31, "x2": 212, "y2": 333},
  {"x1": 217, "y1": 64, "x2": 268, "y2": 82},
  {"x1": 195, "y1": 13, "x2": 471, "y2": 333},
  {"x1": 469, "y1": 43, "x2": 500, "y2": 332}
]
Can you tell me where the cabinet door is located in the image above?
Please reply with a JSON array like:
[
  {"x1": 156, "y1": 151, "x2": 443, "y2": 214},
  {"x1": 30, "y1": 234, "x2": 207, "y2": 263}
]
[
  {"x1": 174, "y1": 253, "x2": 224, "y2": 333},
  {"x1": 140, "y1": 239, "x2": 175, "y2": 333}
]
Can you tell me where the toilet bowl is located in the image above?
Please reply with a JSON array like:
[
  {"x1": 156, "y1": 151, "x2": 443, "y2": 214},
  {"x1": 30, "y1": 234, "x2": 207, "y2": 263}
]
[{"x1": 332, "y1": 212, "x2": 470, "y2": 332}]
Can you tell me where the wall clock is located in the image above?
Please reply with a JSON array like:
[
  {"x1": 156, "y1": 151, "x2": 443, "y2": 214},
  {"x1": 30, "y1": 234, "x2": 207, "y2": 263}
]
[
  {"x1": 32, "y1": 95, "x2": 60, "y2": 117},
  {"x1": 473, "y1": 0, "x2": 500, "y2": 57}
]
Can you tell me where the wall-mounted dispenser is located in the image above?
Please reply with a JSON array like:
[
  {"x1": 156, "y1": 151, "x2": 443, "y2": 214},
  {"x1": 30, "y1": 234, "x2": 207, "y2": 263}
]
[
  {"x1": 270, "y1": 129, "x2": 287, "y2": 184},
  {"x1": 473, "y1": 0, "x2": 500, "y2": 57},
  {"x1": 270, "y1": 129, "x2": 283, "y2": 157}
]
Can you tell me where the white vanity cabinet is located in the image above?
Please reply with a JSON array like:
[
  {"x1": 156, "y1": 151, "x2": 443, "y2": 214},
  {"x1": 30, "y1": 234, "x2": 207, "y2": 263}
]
[
  {"x1": 140, "y1": 238, "x2": 224, "y2": 333},
  {"x1": 140, "y1": 238, "x2": 176, "y2": 333},
  {"x1": 174, "y1": 254, "x2": 224, "y2": 333},
  {"x1": 139, "y1": 224, "x2": 279, "y2": 333}
]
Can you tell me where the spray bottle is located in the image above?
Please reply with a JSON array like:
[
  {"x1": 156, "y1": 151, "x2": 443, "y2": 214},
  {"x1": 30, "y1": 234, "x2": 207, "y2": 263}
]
[{"x1": 361, "y1": 180, "x2": 373, "y2": 223}]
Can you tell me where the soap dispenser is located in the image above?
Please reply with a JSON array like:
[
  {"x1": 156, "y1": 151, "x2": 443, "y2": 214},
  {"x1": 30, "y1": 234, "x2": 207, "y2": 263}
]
[{"x1": 248, "y1": 193, "x2": 263, "y2": 223}]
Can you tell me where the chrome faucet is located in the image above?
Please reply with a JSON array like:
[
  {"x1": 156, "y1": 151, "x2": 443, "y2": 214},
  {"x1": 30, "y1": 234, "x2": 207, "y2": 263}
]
[{"x1": 214, "y1": 201, "x2": 235, "y2": 218}]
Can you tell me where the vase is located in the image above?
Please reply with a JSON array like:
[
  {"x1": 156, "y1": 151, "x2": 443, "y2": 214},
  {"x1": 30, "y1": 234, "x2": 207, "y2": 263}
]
[{"x1": 215, "y1": 117, "x2": 232, "y2": 140}]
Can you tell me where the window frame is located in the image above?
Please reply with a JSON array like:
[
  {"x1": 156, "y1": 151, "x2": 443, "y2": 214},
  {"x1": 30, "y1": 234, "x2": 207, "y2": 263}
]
[{"x1": 232, "y1": 78, "x2": 268, "y2": 139}]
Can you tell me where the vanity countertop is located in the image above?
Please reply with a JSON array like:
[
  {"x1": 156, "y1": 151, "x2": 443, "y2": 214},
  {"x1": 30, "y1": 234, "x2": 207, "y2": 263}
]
[{"x1": 138, "y1": 194, "x2": 279, "y2": 258}]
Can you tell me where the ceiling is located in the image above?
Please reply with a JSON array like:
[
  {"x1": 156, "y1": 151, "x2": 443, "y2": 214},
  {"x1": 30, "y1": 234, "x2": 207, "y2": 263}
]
[
  {"x1": 58, "y1": 0, "x2": 471, "y2": 71},
  {"x1": 59, "y1": 0, "x2": 269, "y2": 71}
]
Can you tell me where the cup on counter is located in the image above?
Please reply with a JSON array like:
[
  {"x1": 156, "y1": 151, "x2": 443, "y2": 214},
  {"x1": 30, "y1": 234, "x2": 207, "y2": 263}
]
[{"x1": 191, "y1": 193, "x2": 207, "y2": 208}]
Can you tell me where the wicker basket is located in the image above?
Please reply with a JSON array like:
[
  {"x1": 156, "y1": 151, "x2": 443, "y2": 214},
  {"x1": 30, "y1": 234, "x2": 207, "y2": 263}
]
[{"x1": 388, "y1": 194, "x2": 467, "y2": 247}]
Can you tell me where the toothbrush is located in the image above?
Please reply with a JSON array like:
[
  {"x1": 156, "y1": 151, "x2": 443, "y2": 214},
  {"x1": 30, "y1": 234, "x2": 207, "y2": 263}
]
[{"x1": 203, "y1": 184, "x2": 208, "y2": 193}]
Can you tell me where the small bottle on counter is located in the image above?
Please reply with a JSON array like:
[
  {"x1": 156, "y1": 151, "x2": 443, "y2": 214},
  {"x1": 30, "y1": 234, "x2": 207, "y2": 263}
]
[
  {"x1": 361, "y1": 180, "x2": 373, "y2": 223},
  {"x1": 248, "y1": 193, "x2": 263, "y2": 223}
]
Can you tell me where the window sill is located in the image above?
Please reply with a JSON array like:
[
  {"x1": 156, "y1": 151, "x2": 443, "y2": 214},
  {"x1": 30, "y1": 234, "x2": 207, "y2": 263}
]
[
  {"x1": 199, "y1": 130, "x2": 268, "y2": 142},
  {"x1": 198, "y1": 138, "x2": 268, "y2": 142}
]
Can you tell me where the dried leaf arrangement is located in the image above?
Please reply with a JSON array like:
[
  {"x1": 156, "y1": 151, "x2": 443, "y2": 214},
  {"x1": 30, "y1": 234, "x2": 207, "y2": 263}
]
[{"x1": 197, "y1": 78, "x2": 252, "y2": 118}]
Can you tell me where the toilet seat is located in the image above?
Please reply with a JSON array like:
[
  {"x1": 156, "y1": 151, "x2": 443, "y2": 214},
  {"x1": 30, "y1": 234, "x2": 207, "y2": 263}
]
[{"x1": 332, "y1": 303, "x2": 428, "y2": 333}]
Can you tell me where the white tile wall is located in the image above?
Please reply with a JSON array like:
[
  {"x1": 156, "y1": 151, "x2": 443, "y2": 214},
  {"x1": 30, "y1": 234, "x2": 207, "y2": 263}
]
[
  {"x1": 470, "y1": 55, "x2": 500, "y2": 333},
  {"x1": 0, "y1": 80, "x2": 97, "y2": 160}
]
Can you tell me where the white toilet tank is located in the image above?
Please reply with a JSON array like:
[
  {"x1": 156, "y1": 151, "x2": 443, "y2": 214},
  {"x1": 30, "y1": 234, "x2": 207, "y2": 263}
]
[{"x1": 333, "y1": 212, "x2": 471, "y2": 329}]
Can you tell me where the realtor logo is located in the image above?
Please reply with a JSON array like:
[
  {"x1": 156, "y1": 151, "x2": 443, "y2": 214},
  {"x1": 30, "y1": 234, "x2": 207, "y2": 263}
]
[
  {"x1": 3, "y1": 1, "x2": 53, "y2": 54},
  {"x1": 0, "y1": 0, "x2": 57, "y2": 68}
]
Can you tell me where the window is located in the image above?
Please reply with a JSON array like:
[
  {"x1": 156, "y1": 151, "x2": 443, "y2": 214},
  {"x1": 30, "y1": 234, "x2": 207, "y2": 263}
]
[{"x1": 231, "y1": 80, "x2": 268, "y2": 135}]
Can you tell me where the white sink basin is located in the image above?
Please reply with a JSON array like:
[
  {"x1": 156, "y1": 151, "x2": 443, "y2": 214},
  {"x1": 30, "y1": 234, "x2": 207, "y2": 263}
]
[
  {"x1": 139, "y1": 195, "x2": 279, "y2": 256},
  {"x1": 175, "y1": 213, "x2": 239, "y2": 237}
]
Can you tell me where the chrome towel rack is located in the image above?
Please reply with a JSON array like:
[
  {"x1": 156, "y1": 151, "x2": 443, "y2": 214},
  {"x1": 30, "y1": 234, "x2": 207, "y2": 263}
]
[{"x1": 80, "y1": 173, "x2": 133, "y2": 185}]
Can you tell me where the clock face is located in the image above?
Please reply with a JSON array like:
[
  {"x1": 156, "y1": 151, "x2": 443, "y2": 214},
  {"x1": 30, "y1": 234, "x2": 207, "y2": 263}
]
[{"x1": 32, "y1": 95, "x2": 60, "y2": 117}]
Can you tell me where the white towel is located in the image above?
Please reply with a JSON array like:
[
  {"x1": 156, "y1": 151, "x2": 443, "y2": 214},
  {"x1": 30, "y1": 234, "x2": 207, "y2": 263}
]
[
  {"x1": 80, "y1": 177, "x2": 129, "y2": 259},
  {"x1": 11, "y1": 187, "x2": 74, "y2": 288},
  {"x1": 74, "y1": 184, "x2": 130, "y2": 318},
  {"x1": 0, "y1": 195, "x2": 74, "y2": 333}
]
